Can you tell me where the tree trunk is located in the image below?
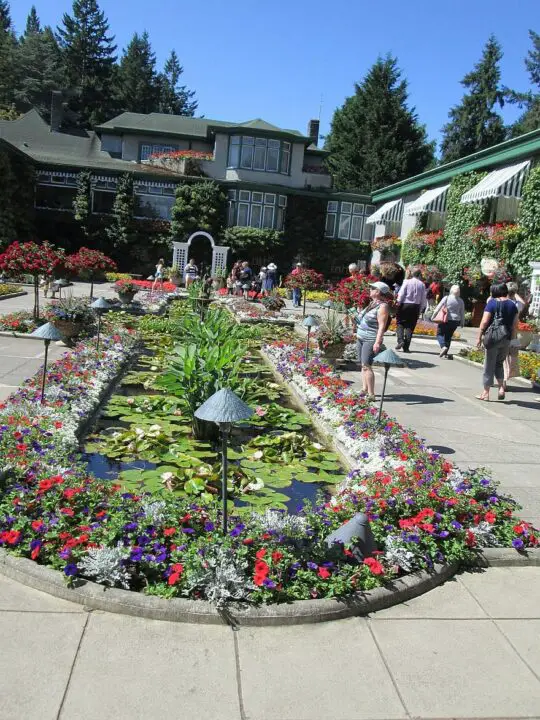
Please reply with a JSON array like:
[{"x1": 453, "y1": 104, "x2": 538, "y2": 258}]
[
  {"x1": 33, "y1": 276, "x2": 39, "y2": 321},
  {"x1": 302, "y1": 291, "x2": 307, "y2": 317},
  {"x1": 90, "y1": 277, "x2": 94, "y2": 299}
]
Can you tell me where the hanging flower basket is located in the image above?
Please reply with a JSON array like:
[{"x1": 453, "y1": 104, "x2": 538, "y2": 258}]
[{"x1": 318, "y1": 341, "x2": 347, "y2": 359}]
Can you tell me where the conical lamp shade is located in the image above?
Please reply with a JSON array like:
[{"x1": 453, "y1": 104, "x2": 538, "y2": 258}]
[
  {"x1": 30, "y1": 322, "x2": 63, "y2": 341},
  {"x1": 302, "y1": 315, "x2": 319, "y2": 328},
  {"x1": 373, "y1": 348, "x2": 406, "y2": 368},
  {"x1": 194, "y1": 388, "x2": 253, "y2": 423},
  {"x1": 90, "y1": 297, "x2": 111, "y2": 310}
]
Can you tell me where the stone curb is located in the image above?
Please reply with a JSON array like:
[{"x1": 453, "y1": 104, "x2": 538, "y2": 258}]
[
  {"x1": 0, "y1": 291, "x2": 28, "y2": 301},
  {"x1": 0, "y1": 549, "x2": 457, "y2": 626},
  {"x1": 475, "y1": 548, "x2": 540, "y2": 567},
  {"x1": 453, "y1": 353, "x2": 535, "y2": 389},
  {"x1": 0, "y1": 330, "x2": 37, "y2": 339}
]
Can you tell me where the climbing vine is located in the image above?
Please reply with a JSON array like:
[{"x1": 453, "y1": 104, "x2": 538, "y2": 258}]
[
  {"x1": 106, "y1": 173, "x2": 134, "y2": 248},
  {"x1": 73, "y1": 170, "x2": 92, "y2": 240},
  {"x1": 510, "y1": 165, "x2": 540, "y2": 278},
  {"x1": 437, "y1": 172, "x2": 488, "y2": 283}
]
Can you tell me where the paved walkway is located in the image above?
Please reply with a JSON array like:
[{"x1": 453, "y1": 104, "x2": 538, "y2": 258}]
[{"x1": 1, "y1": 290, "x2": 540, "y2": 719}]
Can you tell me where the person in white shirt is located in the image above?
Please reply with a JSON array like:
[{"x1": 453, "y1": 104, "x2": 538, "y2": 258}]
[
  {"x1": 432, "y1": 285, "x2": 465, "y2": 357},
  {"x1": 396, "y1": 270, "x2": 427, "y2": 352}
]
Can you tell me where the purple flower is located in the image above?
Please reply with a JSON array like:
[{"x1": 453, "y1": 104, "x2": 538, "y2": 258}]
[
  {"x1": 182, "y1": 528, "x2": 195, "y2": 534},
  {"x1": 63, "y1": 563, "x2": 78, "y2": 576},
  {"x1": 439, "y1": 530, "x2": 450, "y2": 538},
  {"x1": 130, "y1": 547, "x2": 143, "y2": 562},
  {"x1": 451, "y1": 521, "x2": 462, "y2": 530},
  {"x1": 229, "y1": 523, "x2": 245, "y2": 538},
  {"x1": 123, "y1": 522, "x2": 138, "y2": 531},
  {"x1": 59, "y1": 548, "x2": 71, "y2": 560},
  {"x1": 512, "y1": 538, "x2": 524, "y2": 550},
  {"x1": 204, "y1": 521, "x2": 215, "y2": 532},
  {"x1": 307, "y1": 561, "x2": 318, "y2": 570}
]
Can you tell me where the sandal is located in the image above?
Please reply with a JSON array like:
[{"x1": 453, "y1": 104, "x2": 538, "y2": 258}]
[
  {"x1": 498, "y1": 390, "x2": 506, "y2": 400},
  {"x1": 475, "y1": 394, "x2": 490, "y2": 402}
]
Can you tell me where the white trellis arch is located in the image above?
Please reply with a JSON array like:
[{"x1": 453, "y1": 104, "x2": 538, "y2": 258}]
[{"x1": 172, "y1": 231, "x2": 229, "y2": 279}]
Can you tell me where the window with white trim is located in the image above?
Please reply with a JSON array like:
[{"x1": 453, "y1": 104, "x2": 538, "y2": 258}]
[
  {"x1": 227, "y1": 189, "x2": 287, "y2": 229},
  {"x1": 134, "y1": 183, "x2": 176, "y2": 219},
  {"x1": 140, "y1": 143, "x2": 177, "y2": 161},
  {"x1": 326, "y1": 200, "x2": 369, "y2": 241},
  {"x1": 227, "y1": 135, "x2": 292, "y2": 174}
]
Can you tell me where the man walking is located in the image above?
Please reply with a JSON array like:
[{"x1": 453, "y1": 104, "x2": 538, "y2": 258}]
[{"x1": 396, "y1": 270, "x2": 427, "y2": 352}]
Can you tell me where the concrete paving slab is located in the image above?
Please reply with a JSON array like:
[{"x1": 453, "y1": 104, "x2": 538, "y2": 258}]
[
  {"x1": 0, "y1": 611, "x2": 86, "y2": 720},
  {"x1": 496, "y1": 619, "x2": 540, "y2": 678},
  {"x1": 370, "y1": 617, "x2": 540, "y2": 718},
  {"x1": 369, "y1": 576, "x2": 487, "y2": 619},
  {"x1": 0, "y1": 575, "x2": 85, "y2": 612},
  {"x1": 459, "y1": 568, "x2": 540, "y2": 618},
  {"x1": 237, "y1": 618, "x2": 407, "y2": 720},
  {"x1": 485, "y1": 464, "x2": 540, "y2": 489},
  {"x1": 59, "y1": 612, "x2": 239, "y2": 720}
]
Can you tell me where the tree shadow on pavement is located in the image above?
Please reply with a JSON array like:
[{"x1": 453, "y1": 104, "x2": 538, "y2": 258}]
[{"x1": 402, "y1": 359, "x2": 437, "y2": 369}]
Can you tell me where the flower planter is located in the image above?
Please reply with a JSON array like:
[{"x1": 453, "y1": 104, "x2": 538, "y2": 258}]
[
  {"x1": 319, "y1": 342, "x2": 347, "y2": 360},
  {"x1": 51, "y1": 319, "x2": 83, "y2": 344},
  {"x1": 212, "y1": 277, "x2": 226, "y2": 291},
  {"x1": 118, "y1": 291, "x2": 136, "y2": 305},
  {"x1": 471, "y1": 301, "x2": 486, "y2": 327},
  {"x1": 169, "y1": 275, "x2": 182, "y2": 288},
  {"x1": 516, "y1": 330, "x2": 535, "y2": 349}
]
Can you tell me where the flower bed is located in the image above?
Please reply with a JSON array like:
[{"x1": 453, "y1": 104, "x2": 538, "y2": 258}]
[
  {"x1": 459, "y1": 347, "x2": 540, "y2": 381},
  {"x1": 0, "y1": 283, "x2": 24, "y2": 297},
  {"x1": 0, "y1": 311, "x2": 40, "y2": 334},
  {"x1": 388, "y1": 319, "x2": 461, "y2": 339},
  {"x1": 218, "y1": 296, "x2": 295, "y2": 325},
  {"x1": 114, "y1": 279, "x2": 177, "y2": 293},
  {"x1": 0, "y1": 317, "x2": 535, "y2": 608}
]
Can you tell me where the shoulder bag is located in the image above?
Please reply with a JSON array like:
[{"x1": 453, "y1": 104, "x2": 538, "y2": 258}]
[
  {"x1": 483, "y1": 300, "x2": 509, "y2": 349},
  {"x1": 432, "y1": 297, "x2": 448, "y2": 324}
]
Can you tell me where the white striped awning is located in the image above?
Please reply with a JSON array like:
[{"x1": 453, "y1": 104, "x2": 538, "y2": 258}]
[
  {"x1": 365, "y1": 198, "x2": 403, "y2": 225},
  {"x1": 460, "y1": 161, "x2": 530, "y2": 204},
  {"x1": 405, "y1": 185, "x2": 450, "y2": 216}
]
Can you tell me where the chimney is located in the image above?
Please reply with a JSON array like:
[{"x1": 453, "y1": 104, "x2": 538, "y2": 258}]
[
  {"x1": 50, "y1": 91, "x2": 63, "y2": 132},
  {"x1": 307, "y1": 119, "x2": 320, "y2": 147}
]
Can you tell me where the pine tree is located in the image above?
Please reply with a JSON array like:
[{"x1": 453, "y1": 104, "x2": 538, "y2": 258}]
[
  {"x1": 24, "y1": 6, "x2": 41, "y2": 35},
  {"x1": 15, "y1": 9, "x2": 65, "y2": 120},
  {"x1": 325, "y1": 56, "x2": 434, "y2": 192},
  {"x1": 0, "y1": 0, "x2": 12, "y2": 33},
  {"x1": 0, "y1": 0, "x2": 16, "y2": 108},
  {"x1": 440, "y1": 36, "x2": 506, "y2": 162},
  {"x1": 57, "y1": 0, "x2": 117, "y2": 127},
  {"x1": 506, "y1": 31, "x2": 540, "y2": 137},
  {"x1": 158, "y1": 50, "x2": 198, "y2": 116},
  {"x1": 116, "y1": 32, "x2": 159, "y2": 114}
]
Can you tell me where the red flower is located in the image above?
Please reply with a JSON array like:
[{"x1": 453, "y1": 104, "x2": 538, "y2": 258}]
[
  {"x1": 253, "y1": 559, "x2": 270, "y2": 586},
  {"x1": 317, "y1": 567, "x2": 331, "y2": 579},
  {"x1": 363, "y1": 557, "x2": 384, "y2": 575},
  {"x1": 1, "y1": 530, "x2": 21, "y2": 545},
  {"x1": 484, "y1": 511, "x2": 496, "y2": 524},
  {"x1": 255, "y1": 548, "x2": 267, "y2": 559},
  {"x1": 168, "y1": 563, "x2": 184, "y2": 586},
  {"x1": 271, "y1": 551, "x2": 283, "y2": 563},
  {"x1": 163, "y1": 527, "x2": 176, "y2": 537},
  {"x1": 31, "y1": 520, "x2": 44, "y2": 531},
  {"x1": 31, "y1": 544, "x2": 41, "y2": 560},
  {"x1": 242, "y1": 538, "x2": 254, "y2": 545},
  {"x1": 513, "y1": 524, "x2": 525, "y2": 535}
]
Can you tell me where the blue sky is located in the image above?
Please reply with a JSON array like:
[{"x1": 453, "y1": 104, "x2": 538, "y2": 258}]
[{"x1": 11, "y1": 0, "x2": 540, "y2": 151}]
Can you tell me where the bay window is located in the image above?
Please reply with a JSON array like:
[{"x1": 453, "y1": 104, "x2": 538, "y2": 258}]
[
  {"x1": 227, "y1": 189, "x2": 287, "y2": 229},
  {"x1": 227, "y1": 135, "x2": 292, "y2": 174}
]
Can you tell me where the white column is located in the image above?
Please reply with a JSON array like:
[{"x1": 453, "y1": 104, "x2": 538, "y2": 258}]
[
  {"x1": 529, "y1": 262, "x2": 540, "y2": 318},
  {"x1": 211, "y1": 246, "x2": 229, "y2": 276}
]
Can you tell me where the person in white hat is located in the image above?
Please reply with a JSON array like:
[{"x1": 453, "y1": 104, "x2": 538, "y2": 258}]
[
  {"x1": 265, "y1": 262, "x2": 278, "y2": 293},
  {"x1": 353, "y1": 281, "x2": 392, "y2": 401}
]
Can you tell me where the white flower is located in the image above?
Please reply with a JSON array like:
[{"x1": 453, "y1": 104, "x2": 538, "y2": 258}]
[
  {"x1": 311, "y1": 442, "x2": 323, "y2": 451},
  {"x1": 252, "y1": 450, "x2": 264, "y2": 460},
  {"x1": 161, "y1": 471, "x2": 175, "y2": 482}
]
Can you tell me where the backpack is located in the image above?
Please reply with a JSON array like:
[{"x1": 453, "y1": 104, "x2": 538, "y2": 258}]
[{"x1": 483, "y1": 300, "x2": 509, "y2": 349}]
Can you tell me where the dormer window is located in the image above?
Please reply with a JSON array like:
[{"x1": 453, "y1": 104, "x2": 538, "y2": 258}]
[{"x1": 228, "y1": 136, "x2": 291, "y2": 174}]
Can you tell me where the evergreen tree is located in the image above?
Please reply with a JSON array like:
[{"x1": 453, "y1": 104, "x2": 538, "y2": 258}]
[
  {"x1": 24, "y1": 6, "x2": 41, "y2": 35},
  {"x1": 325, "y1": 55, "x2": 434, "y2": 192},
  {"x1": 0, "y1": 0, "x2": 16, "y2": 108},
  {"x1": 440, "y1": 36, "x2": 506, "y2": 162},
  {"x1": 158, "y1": 50, "x2": 198, "y2": 116},
  {"x1": 506, "y1": 30, "x2": 540, "y2": 137},
  {"x1": 116, "y1": 32, "x2": 159, "y2": 114},
  {"x1": 15, "y1": 10, "x2": 65, "y2": 120},
  {"x1": 170, "y1": 181, "x2": 227, "y2": 240},
  {"x1": 57, "y1": 0, "x2": 117, "y2": 127}
]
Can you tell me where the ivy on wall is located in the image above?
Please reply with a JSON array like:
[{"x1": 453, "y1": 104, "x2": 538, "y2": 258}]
[
  {"x1": 437, "y1": 172, "x2": 488, "y2": 283},
  {"x1": 73, "y1": 170, "x2": 92, "y2": 240},
  {"x1": 510, "y1": 165, "x2": 540, "y2": 278},
  {"x1": 401, "y1": 226, "x2": 441, "y2": 267},
  {"x1": 106, "y1": 173, "x2": 134, "y2": 248},
  {"x1": 170, "y1": 180, "x2": 227, "y2": 241},
  {"x1": 0, "y1": 147, "x2": 35, "y2": 248}
]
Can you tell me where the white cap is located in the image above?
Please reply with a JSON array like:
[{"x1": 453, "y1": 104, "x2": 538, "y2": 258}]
[{"x1": 370, "y1": 281, "x2": 392, "y2": 295}]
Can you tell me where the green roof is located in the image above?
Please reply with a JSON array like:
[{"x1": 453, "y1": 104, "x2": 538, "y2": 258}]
[
  {"x1": 97, "y1": 112, "x2": 311, "y2": 143},
  {"x1": 0, "y1": 110, "x2": 174, "y2": 177},
  {"x1": 372, "y1": 128, "x2": 540, "y2": 202}
]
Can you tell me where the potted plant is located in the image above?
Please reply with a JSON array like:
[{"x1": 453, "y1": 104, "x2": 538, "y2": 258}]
[
  {"x1": 169, "y1": 266, "x2": 182, "y2": 287},
  {"x1": 47, "y1": 296, "x2": 94, "y2": 344},
  {"x1": 260, "y1": 294, "x2": 286, "y2": 313},
  {"x1": 316, "y1": 310, "x2": 353, "y2": 360},
  {"x1": 212, "y1": 267, "x2": 227, "y2": 290},
  {"x1": 516, "y1": 320, "x2": 538, "y2": 349},
  {"x1": 114, "y1": 279, "x2": 139, "y2": 304}
]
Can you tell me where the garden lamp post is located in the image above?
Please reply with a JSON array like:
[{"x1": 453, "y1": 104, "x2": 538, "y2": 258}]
[
  {"x1": 90, "y1": 297, "x2": 111, "y2": 352},
  {"x1": 29, "y1": 322, "x2": 63, "y2": 404},
  {"x1": 194, "y1": 388, "x2": 253, "y2": 534},
  {"x1": 322, "y1": 299, "x2": 333, "y2": 323},
  {"x1": 302, "y1": 315, "x2": 319, "y2": 361},
  {"x1": 372, "y1": 348, "x2": 406, "y2": 423}
]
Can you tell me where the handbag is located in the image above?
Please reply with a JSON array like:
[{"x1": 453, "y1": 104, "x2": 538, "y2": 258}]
[
  {"x1": 483, "y1": 300, "x2": 509, "y2": 349},
  {"x1": 432, "y1": 298, "x2": 448, "y2": 324}
]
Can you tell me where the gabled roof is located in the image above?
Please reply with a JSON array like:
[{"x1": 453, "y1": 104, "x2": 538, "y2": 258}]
[
  {"x1": 0, "y1": 110, "x2": 174, "y2": 176},
  {"x1": 97, "y1": 111, "x2": 311, "y2": 143}
]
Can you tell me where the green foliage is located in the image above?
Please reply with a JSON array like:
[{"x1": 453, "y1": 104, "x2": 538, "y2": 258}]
[
  {"x1": 506, "y1": 30, "x2": 540, "y2": 137},
  {"x1": 106, "y1": 173, "x2": 133, "y2": 248},
  {"x1": 0, "y1": 3, "x2": 16, "y2": 108},
  {"x1": 0, "y1": 147, "x2": 15, "y2": 247},
  {"x1": 325, "y1": 55, "x2": 434, "y2": 192},
  {"x1": 441, "y1": 36, "x2": 506, "y2": 162},
  {"x1": 157, "y1": 50, "x2": 197, "y2": 117},
  {"x1": 282, "y1": 194, "x2": 326, "y2": 268},
  {"x1": 510, "y1": 166, "x2": 540, "y2": 277},
  {"x1": 73, "y1": 170, "x2": 91, "y2": 238},
  {"x1": 116, "y1": 31, "x2": 159, "y2": 115},
  {"x1": 437, "y1": 173, "x2": 488, "y2": 282},
  {"x1": 223, "y1": 227, "x2": 284, "y2": 258},
  {"x1": 170, "y1": 181, "x2": 227, "y2": 241},
  {"x1": 56, "y1": 0, "x2": 117, "y2": 127}
]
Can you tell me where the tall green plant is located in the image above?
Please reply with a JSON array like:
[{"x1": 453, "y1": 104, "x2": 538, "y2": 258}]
[
  {"x1": 437, "y1": 173, "x2": 488, "y2": 282},
  {"x1": 510, "y1": 166, "x2": 540, "y2": 277},
  {"x1": 170, "y1": 181, "x2": 226, "y2": 241},
  {"x1": 106, "y1": 173, "x2": 133, "y2": 248},
  {"x1": 73, "y1": 170, "x2": 91, "y2": 239}
]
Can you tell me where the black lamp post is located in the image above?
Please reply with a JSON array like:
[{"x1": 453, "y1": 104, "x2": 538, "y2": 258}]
[
  {"x1": 302, "y1": 314, "x2": 319, "y2": 361},
  {"x1": 194, "y1": 388, "x2": 253, "y2": 533},
  {"x1": 29, "y1": 322, "x2": 63, "y2": 404},
  {"x1": 90, "y1": 297, "x2": 111, "y2": 352},
  {"x1": 372, "y1": 347, "x2": 406, "y2": 422}
]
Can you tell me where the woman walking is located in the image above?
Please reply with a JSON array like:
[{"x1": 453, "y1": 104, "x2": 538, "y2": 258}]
[
  {"x1": 354, "y1": 281, "x2": 391, "y2": 401},
  {"x1": 265, "y1": 262, "x2": 278, "y2": 293},
  {"x1": 151, "y1": 258, "x2": 165, "y2": 293},
  {"x1": 503, "y1": 281, "x2": 526, "y2": 389},
  {"x1": 432, "y1": 285, "x2": 465, "y2": 358},
  {"x1": 476, "y1": 282, "x2": 518, "y2": 401}
]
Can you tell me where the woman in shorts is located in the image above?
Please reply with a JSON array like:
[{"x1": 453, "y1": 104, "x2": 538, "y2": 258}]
[{"x1": 354, "y1": 281, "x2": 391, "y2": 401}]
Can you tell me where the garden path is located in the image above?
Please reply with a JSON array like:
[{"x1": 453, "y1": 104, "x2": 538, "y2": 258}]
[{"x1": 0, "y1": 567, "x2": 540, "y2": 719}]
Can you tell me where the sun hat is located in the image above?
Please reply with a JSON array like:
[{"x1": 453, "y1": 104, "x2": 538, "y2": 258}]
[
  {"x1": 267, "y1": 262, "x2": 277, "y2": 270},
  {"x1": 370, "y1": 281, "x2": 392, "y2": 295}
]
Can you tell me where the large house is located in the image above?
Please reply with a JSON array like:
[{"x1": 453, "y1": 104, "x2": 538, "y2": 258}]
[{"x1": 0, "y1": 108, "x2": 372, "y2": 243}]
